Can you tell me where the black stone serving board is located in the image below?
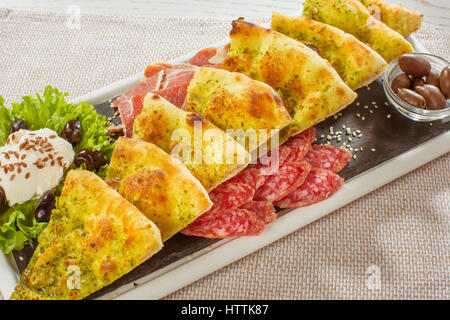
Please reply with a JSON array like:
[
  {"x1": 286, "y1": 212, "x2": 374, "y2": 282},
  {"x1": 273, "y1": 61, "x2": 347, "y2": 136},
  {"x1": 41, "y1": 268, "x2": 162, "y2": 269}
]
[{"x1": 12, "y1": 76, "x2": 450, "y2": 299}]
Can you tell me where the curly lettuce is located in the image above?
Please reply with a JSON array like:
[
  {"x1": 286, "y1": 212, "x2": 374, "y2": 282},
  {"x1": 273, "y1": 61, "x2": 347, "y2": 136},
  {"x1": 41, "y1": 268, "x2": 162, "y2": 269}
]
[{"x1": 0, "y1": 86, "x2": 115, "y2": 254}]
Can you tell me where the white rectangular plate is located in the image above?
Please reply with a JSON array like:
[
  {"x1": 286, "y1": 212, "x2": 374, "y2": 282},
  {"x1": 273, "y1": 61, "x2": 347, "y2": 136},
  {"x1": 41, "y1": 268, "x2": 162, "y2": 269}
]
[{"x1": 1, "y1": 10, "x2": 448, "y2": 300}]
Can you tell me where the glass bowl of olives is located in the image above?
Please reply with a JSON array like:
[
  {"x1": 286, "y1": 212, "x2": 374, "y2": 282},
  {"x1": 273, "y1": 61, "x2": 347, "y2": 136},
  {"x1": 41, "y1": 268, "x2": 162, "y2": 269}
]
[{"x1": 383, "y1": 53, "x2": 450, "y2": 121}]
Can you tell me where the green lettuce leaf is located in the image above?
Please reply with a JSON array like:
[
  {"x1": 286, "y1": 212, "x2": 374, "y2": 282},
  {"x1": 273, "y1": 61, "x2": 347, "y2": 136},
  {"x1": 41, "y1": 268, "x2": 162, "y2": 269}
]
[{"x1": 0, "y1": 86, "x2": 115, "y2": 254}]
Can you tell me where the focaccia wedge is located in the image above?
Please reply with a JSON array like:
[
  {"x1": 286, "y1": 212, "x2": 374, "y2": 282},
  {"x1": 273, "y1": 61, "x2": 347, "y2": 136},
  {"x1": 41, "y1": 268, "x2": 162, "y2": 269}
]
[
  {"x1": 184, "y1": 66, "x2": 292, "y2": 153},
  {"x1": 358, "y1": 0, "x2": 422, "y2": 38},
  {"x1": 105, "y1": 137, "x2": 212, "y2": 241},
  {"x1": 271, "y1": 12, "x2": 388, "y2": 90},
  {"x1": 302, "y1": 0, "x2": 414, "y2": 62},
  {"x1": 223, "y1": 19, "x2": 357, "y2": 142},
  {"x1": 10, "y1": 170, "x2": 162, "y2": 300},
  {"x1": 133, "y1": 94, "x2": 250, "y2": 191}
]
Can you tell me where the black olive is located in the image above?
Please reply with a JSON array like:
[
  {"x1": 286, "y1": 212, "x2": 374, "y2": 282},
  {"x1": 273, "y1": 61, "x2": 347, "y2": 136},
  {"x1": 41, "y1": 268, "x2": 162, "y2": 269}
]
[
  {"x1": 35, "y1": 190, "x2": 56, "y2": 223},
  {"x1": 9, "y1": 119, "x2": 28, "y2": 135},
  {"x1": 93, "y1": 151, "x2": 107, "y2": 168},
  {"x1": 74, "y1": 149, "x2": 106, "y2": 171},
  {"x1": 0, "y1": 186, "x2": 7, "y2": 209},
  {"x1": 60, "y1": 119, "x2": 83, "y2": 146}
]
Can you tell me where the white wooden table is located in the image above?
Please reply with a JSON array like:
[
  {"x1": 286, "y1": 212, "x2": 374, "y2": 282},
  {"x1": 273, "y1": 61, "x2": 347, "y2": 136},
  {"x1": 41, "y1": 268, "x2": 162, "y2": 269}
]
[{"x1": 2, "y1": 0, "x2": 449, "y2": 29}]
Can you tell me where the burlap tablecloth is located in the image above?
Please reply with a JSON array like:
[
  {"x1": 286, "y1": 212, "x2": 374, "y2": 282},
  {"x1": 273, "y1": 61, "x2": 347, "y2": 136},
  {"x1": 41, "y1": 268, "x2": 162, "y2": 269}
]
[{"x1": 0, "y1": 8, "x2": 448, "y2": 300}]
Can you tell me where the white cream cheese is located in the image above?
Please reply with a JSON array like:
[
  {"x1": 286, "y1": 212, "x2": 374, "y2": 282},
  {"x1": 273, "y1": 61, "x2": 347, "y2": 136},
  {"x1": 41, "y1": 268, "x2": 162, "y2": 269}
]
[{"x1": 0, "y1": 128, "x2": 74, "y2": 206}]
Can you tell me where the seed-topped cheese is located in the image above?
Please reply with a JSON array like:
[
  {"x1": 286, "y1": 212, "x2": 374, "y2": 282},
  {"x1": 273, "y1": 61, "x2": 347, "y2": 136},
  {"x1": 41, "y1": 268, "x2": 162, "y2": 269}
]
[{"x1": 0, "y1": 128, "x2": 74, "y2": 206}]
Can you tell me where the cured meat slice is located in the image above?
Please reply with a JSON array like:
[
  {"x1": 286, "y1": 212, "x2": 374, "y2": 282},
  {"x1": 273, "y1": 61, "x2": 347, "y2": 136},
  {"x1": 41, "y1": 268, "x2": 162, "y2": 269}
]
[
  {"x1": 152, "y1": 82, "x2": 190, "y2": 108},
  {"x1": 114, "y1": 77, "x2": 163, "y2": 136},
  {"x1": 304, "y1": 145, "x2": 352, "y2": 173},
  {"x1": 283, "y1": 127, "x2": 316, "y2": 162},
  {"x1": 181, "y1": 208, "x2": 264, "y2": 238},
  {"x1": 207, "y1": 182, "x2": 255, "y2": 215},
  {"x1": 225, "y1": 168, "x2": 266, "y2": 191},
  {"x1": 160, "y1": 70, "x2": 195, "y2": 90},
  {"x1": 116, "y1": 63, "x2": 196, "y2": 136},
  {"x1": 250, "y1": 144, "x2": 292, "y2": 175},
  {"x1": 275, "y1": 167, "x2": 344, "y2": 208},
  {"x1": 240, "y1": 201, "x2": 277, "y2": 224},
  {"x1": 189, "y1": 47, "x2": 217, "y2": 66},
  {"x1": 189, "y1": 44, "x2": 230, "y2": 67},
  {"x1": 253, "y1": 161, "x2": 311, "y2": 202}
]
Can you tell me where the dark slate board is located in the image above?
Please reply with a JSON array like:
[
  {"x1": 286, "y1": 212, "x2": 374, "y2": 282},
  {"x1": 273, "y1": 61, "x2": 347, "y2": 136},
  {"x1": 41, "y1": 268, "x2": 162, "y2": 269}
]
[{"x1": 12, "y1": 76, "x2": 450, "y2": 299}]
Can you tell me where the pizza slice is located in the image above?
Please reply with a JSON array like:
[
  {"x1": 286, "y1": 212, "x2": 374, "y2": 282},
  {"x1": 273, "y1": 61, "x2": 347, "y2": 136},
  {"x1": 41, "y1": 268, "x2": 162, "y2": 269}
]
[
  {"x1": 184, "y1": 66, "x2": 293, "y2": 153},
  {"x1": 133, "y1": 94, "x2": 251, "y2": 191},
  {"x1": 271, "y1": 12, "x2": 388, "y2": 90},
  {"x1": 302, "y1": 0, "x2": 414, "y2": 62},
  {"x1": 358, "y1": 0, "x2": 422, "y2": 38},
  {"x1": 105, "y1": 137, "x2": 212, "y2": 241},
  {"x1": 10, "y1": 170, "x2": 162, "y2": 300},
  {"x1": 223, "y1": 19, "x2": 357, "y2": 142}
]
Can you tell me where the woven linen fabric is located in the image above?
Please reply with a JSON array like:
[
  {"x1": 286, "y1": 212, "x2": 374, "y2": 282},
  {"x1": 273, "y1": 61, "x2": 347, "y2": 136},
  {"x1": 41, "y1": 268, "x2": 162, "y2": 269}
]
[{"x1": 0, "y1": 9, "x2": 448, "y2": 300}]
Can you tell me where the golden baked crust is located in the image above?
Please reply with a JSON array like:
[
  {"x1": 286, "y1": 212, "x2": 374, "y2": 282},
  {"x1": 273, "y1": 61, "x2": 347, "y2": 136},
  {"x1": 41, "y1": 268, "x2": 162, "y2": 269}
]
[
  {"x1": 184, "y1": 67, "x2": 292, "y2": 151},
  {"x1": 223, "y1": 19, "x2": 357, "y2": 141},
  {"x1": 359, "y1": 0, "x2": 422, "y2": 38},
  {"x1": 105, "y1": 137, "x2": 212, "y2": 241},
  {"x1": 271, "y1": 12, "x2": 388, "y2": 90},
  {"x1": 10, "y1": 170, "x2": 162, "y2": 300},
  {"x1": 302, "y1": 0, "x2": 414, "y2": 63},
  {"x1": 133, "y1": 94, "x2": 250, "y2": 191}
]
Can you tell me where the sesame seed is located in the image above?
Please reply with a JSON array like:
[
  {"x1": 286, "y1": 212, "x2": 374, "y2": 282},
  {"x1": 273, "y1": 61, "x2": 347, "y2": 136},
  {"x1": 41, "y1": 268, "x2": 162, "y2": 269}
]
[
  {"x1": 362, "y1": 116, "x2": 366, "y2": 120},
  {"x1": 387, "y1": 114, "x2": 391, "y2": 119},
  {"x1": 356, "y1": 113, "x2": 361, "y2": 118},
  {"x1": 371, "y1": 101, "x2": 376, "y2": 105},
  {"x1": 384, "y1": 102, "x2": 389, "y2": 106},
  {"x1": 353, "y1": 155, "x2": 357, "y2": 159},
  {"x1": 364, "y1": 105, "x2": 369, "y2": 109},
  {"x1": 348, "y1": 137, "x2": 353, "y2": 142},
  {"x1": 371, "y1": 148, "x2": 376, "y2": 152},
  {"x1": 356, "y1": 102, "x2": 360, "y2": 107},
  {"x1": 429, "y1": 122, "x2": 433, "y2": 127}
]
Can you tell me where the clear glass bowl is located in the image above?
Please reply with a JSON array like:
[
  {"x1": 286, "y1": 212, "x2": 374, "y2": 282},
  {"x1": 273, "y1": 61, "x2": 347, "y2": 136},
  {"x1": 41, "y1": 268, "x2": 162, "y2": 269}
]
[{"x1": 383, "y1": 53, "x2": 450, "y2": 121}]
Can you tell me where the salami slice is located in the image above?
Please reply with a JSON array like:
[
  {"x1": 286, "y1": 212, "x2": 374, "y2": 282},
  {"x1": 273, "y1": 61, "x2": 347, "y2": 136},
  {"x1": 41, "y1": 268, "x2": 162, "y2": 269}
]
[
  {"x1": 226, "y1": 168, "x2": 266, "y2": 191},
  {"x1": 240, "y1": 201, "x2": 277, "y2": 224},
  {"x1": 181, "y1": 208, "x2": 265, "y2": 238},
  {"x1": 253, "y1": 161, "x2": 312, "y2": 202},
  {"x1": 304, "y1": 145, "x2": 352, "y2": 173},
  {"x1": 207, "y1": 182, "x2": 255, "y2": 215},
  {"x1": 250, "y1": 144, "x2": 292, "y2": 175},
  {"x1": 283, "y1": 127, "x2": 316, "y2": 162},
  {"x1": 274, "y1": 167, "x2": 344, "y2": 208}
]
